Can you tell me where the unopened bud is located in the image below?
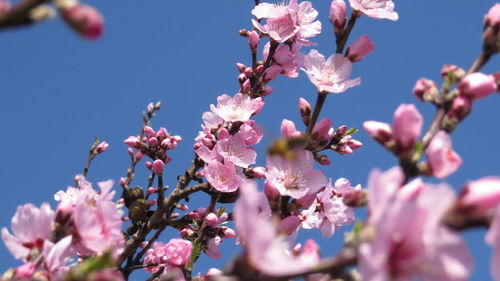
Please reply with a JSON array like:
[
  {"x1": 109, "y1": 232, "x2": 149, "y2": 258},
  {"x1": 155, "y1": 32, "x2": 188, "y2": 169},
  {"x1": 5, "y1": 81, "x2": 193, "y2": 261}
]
[
  {"x1": 299, "y1": 98, "x2": 311, "y2": 126},
  {"x1": 152, "y1": 159, "x2": 164, "y2": 175},
  {"x1": 330, "y1": 0, "x2": 346, "y2": 32},
  {"x1": 413, "y1": 78, "x2": 438, "y2": 102},
  {"x1": 441, "y1": 64, "x2": 466, "y2": 82},
  {"x1": 143, "y1": 126, "x2": 156, "y2": 138},
  {"x1": 248, "y1": 30, "x2": 260, "y2": 49},
  {"x1": 317, "y1": 154, "x2": 330, "y2": 165},
  {"x1": 236, "y1": 63, "x2": 246, "y2": 72},
  {"x1": 148, "y1": 137, "x2": 159, "y2": 148},
  {"x1": 96, "y1": 141, "x2": 109, "y2": 153},
  {"x1": 346, "y1": 35, "x2": 375, "y2": 62},
  {"x1": 263, "y1": 65, "x2": 283, "y2": 82},
  {"x1": 61, "y1": 4, "x2": 103, "y2": 40},
  {"x1": 458, "y1": 72, "x2": 497, "y2": 100},
  {"x1": 124, "y1": 136, "x2": 141, "y2": 149},
  {"x1": 205, "y1": 213, "x2": 219, "y2": 227},
  {"x1": 483, "y1": 4, "x2": 500, "y2": 54},
  {"x1": 447, "y1": 96, "x2": 472, "y2": 121}
]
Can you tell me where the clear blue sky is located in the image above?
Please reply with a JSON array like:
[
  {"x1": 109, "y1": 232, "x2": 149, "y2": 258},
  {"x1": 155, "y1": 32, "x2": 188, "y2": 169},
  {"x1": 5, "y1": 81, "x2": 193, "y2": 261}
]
[{"x1": 0, "y1": 0, "x2": 499, "y2": 279}]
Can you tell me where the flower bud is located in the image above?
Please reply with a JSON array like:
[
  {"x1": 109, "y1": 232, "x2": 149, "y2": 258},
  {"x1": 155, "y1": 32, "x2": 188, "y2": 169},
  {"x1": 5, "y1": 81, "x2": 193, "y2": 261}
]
[
  {"x1": 440, "y1": 64, "x2": 465, "y2": 82},
  {"x1": 241, "y1": 79, "x2": 251, "y2": 93},
  {"x1": 156, "y1": 127, "x2": 169, "y2": 140},
  {"x1": 263, "y1": 65, "x2": 283, "y2": 82},
  {"x1": 143, "y1": 126, "x2": 156, "y2": 138},
  {"x1": 329, "y1": 0, "x2": 346, "y2": 31},
  {"x1": 61, "y1": 4, "x2": 103, "y2": 40},
  {"x1": 148, "y1": 137, "x2": 159, "y2": 148},
  {"x1": 299, "y1": 97, "x2": 312, "y2": 126},
  {"x1": 447, "y1": 96, "x2": 472, "y2": 121},
  {"x1": 247, "y1": 166, "x2": 266, "y2": 178},
  {"x1": 458, "y1": 176, "x2": 500, "y2": 215},
  {"x1": 458, "y1": 72, "x2": 497, "y2": 100},
  {"x1": 222, "y1": 227, "x2": 236, "y2": 238},
  {"x1": 14, "y1": 263, "x2": 36, "y2": 279},
  {"x1": 346, "y1": 35, "x2": 375, "y2": 62},
  {"x1": 412, "y1": 78, "x2": 438, "y2": 102},
  {"x1": 205, "y1": 213, "x2": 219, "y2": 227},
  {"x1": 124, "y1": 136, "x2": 141, "y2": 149},
  {"x1": 248, "y1": 30, "x2": 260, "y2": 49},
  {"x1": 152, "y1": 159, "x2": 164, "y2": 175},
  {"x1": 393, "y1": 104, "x2": 423, "y2": 151},
  {"x1": 483, "y1": 4, "x2": 500, "y2": 54},
  {"x1": 317, "y1": 154, "x2": 330, "y2": 165},
  {"x1": 96, "y1": 141, "x2": 109, "y2": 153},
  {"x1": 363, "y1": 121, "x2": 393, "y2": 145},
  {"x1": 261, "y1": 85, "x2": 274, "y2": 96}
]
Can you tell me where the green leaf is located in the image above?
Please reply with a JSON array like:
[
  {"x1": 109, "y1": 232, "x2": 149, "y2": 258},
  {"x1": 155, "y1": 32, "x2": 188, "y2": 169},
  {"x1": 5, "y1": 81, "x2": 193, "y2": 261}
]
[
  {"x1": 412, "y1": 141, "x2": 424, "y2": 162},
  {"x1": 217, "y1": 207, "x2": 227, "y2": 217},
  {"x1": 74, "y1": 252, "x2": 114, "y2": 276},
  {"x1": 345, "y1": 128, "x2": 358, "y2": 136}
]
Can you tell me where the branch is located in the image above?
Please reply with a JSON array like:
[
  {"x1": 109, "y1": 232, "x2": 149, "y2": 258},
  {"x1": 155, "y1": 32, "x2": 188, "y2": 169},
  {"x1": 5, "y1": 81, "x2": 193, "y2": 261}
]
[{"x1": 0, "y1": 0, "x2": 49, "y2": 29}]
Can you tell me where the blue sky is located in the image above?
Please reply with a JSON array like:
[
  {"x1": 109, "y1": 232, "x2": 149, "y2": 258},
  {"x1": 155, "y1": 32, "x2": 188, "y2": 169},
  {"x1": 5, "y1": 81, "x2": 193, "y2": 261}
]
[{"x1": 0, "y1": 0, "x2": 499, "y2": 279}]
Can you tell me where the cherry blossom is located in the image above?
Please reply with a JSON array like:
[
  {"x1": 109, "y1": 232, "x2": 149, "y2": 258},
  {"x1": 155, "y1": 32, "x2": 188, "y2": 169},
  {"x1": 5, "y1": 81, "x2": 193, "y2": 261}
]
[
  {"x1": 349, "y1": 0, "x2": 398, "y2": 21},
  {"x1": 265, "y1": 149, "x2": 328, "y2": 199},
  {"x1": 210, "y1": 93, "x2": 264, "y2": 123},
  {"x1": 301, "y1": 49, "x2": 361, "y2": 94}
]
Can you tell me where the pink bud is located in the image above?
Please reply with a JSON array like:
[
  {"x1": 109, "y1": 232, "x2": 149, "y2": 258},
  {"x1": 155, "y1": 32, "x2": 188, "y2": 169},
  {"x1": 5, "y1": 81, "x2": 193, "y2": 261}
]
[
  {"x1": 124, "y1": 136, "x2": 141, "y2": 149},
  {"x1": 458, "y1": 72, "x2": 497, "y2": 100},
  {"x1": 14, "y1": 263, "x2": 36, "y2": 279},
  {"x1": 425, "y1": 131, "x2": 462, "y2": 179},
  {"x1": 248, "y1": 166, "x2": 266, "y2": 178},
  {"x1": 96, "y1": 141, "x2": 109, "y2": 153},
  {"x1": 205, "y1": 213, "x2": 219, "y2": 227},
  {"x1": 393, "y1": 104, "x2": 423, "y2": 151},
  {"x1": 148, "y1": 199, "x2": 157, "y2": 206},
  {"x1": 152, "y1": 159, "x2": 164, "y2": 175},
  {"x1": 244, "y1": 67, "x2": 254, "y2": 78},
  {"x1": 459, "y1": 176, "x2": 500, "y2": 215},
  {"x1": 143, "y1": 126, "x2": 156, "y2": 138},
  {"x1": 346, "y1": 35, "x2": 375, "y2": 62},
  {"x1": 346, "y1": 138, "x2": 363, "y2": 149},
  {"x1": 236, "y1": 63, "x2": 246, "y2": 72},
  {"x1": 363, "y1": 121, "x2": 393, "y2": 144},
  {"x1": 140, "y1": 241, "x2": 148, "y2": 248},
  {"x1": 255, "y1": 65, "x2": 264, "y2": 74},
  {"x1": 145, "y1": 161, "x2": 152, "y2": 169},
  {"x1": 299, "y1": 97, "x2": 312, "y2": 126},
  {"x1": 241, "y1": 79, "x2": 251, "y2": 93},
  {"x1": 336, "y1": 144, "x2": 353, "y2": 155},
  {"x1": 447, "y1": 96, "x2": 472, "y2": 121},
  {"x1": 172, "y1": 135, "x2": 182, "y2": 143},
  {"x1": 147, "y1": 187, "x2": 157, "y2": 194},
  {"x1": 312, "y1": 118, "x2": 332, "y2": 140},
  {"x1": 135, "y1": 150, "x2": 143, "y2": 160},
  {"x1": 483, "y1": 4, "x2": 500, "y2": 54},
  {"x1": 238, "y1": 73, "x2": 247, "y2": 84},
  {"x1": 264, "y1": 181, "x2": 281, "y2": 199},
  {"x1": 222, "y1": 227, "x2": 236, "y2": 238},
  {"x1": 335, "y1": 125, "x2": 347, "y2": 136},
  {"x1": 119, "y1": 177, "x2": 127, "y2": 187},
  {"x1": 156, "y1": 127, "x2": 169, "y2": 140},
  {"x1": 248, "y1": 30, "x2": 260, "y2": 49},
  {"x1": 261, "y1": 85, "x2": 274, "y2": 96},
  {"x1": 180, "y1": 227, "x2": 195, "y2": 237},
  {"x1": 440, "y1": 64, "x2": 465, "y2": 81},
  {"x1": 263, "y1": 65, "x2": 283, "y2": 82},
  {"x1": 148, "y1": 137, "x2": 159, "y2": 148},
  {"x1": 318, "y1": 154, "x2": 331, "y2": 165},
  {"x1": 413, "y1": 78, "x2": 438, "y2": 102},
  {"x1": 61, "y1": 4, "x2": 103, "y2": 40},
  {"x1": 329, "y1": 0, "x2": 346, "y2": 30}
]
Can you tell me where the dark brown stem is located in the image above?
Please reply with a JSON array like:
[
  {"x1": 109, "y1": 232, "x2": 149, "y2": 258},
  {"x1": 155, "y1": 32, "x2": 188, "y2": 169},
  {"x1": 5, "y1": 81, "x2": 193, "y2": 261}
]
[
  {"x1": 0, "y1": 0, "x2": 49, "y2": 29},
  {"x1": 336, "y1": 13, "x2": 359, "y2": 54},
  {"x1": 306, "y1": 93, "x2": 327, "y2": 135},
  {"x1": 467, "y1": 52, "x2": 492, "y2": 75}
]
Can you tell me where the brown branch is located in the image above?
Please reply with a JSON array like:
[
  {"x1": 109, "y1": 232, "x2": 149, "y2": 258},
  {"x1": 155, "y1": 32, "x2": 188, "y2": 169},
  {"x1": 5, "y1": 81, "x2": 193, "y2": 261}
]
[{"x1": 0, "y1": 0, "x2": 49, "y2": 29}]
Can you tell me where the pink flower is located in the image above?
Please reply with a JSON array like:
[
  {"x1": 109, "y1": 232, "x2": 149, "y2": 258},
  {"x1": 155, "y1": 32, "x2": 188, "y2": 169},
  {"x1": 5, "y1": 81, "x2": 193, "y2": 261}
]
[
  {"x1": 2, "y1": 203, "x2": 54, "y2": 260},
  {"x1": 486, "y1": 207, "x2": 500, "y2": 281},
  {"x1": 210, "y1": 93, "x2": 264, "y2": 123},
  {"x1": 252, "y1": 0, "x2": 320, "y2": 44},
  {"x1": 264, "y1": 43, "x2": 301, "y2": 78},
  {"x1": 164, "y1": 238, "x2": 192, "y2": 266},
  {"x1": 301, "y1": 178, "x2": 358, "y2": 237},
  {"x1": 349, "y1": 0, "x2": 398, "y2": 21},
  {"x1": 458, "y1": 176, "x2": 500, "y2": 215},
  {"x1": 61, "y1": 4, "x2": 103, "y2": 39},
  {"x1": 301, "y1": 49, "x2": 361, "y2": 94},
  {"x1": 238, "y1": 121, "x2": 263, "y2": 146},
  {"x1": 42, "y1": 236, "x2": 75, "y2": 280},
  {"x1": 360, "y1": 167, "x2": 473, "y2": 281},
  {"x1": 458, "y1": 72, "x2": 497, "y2": 100},
  {"x1": 426, "y1": 131, "x2": 462, "y2": 179},
  {"x1": 281, "y1": 119, "x2": 302, "y2": 138},
  {"x1": 204, "y1": 161, "x2": 242, "y2": 193},
  {"x1": 73, "y1": 180, "x2": 124, "y2": 256},
  {"x1": 235, "y1": 180, "x2": 319, "y2": 276},
  {"x1": 215, "y1": 133, "x2": 257, "y2": 168},
  {"x1": 393, "y1": 104, "x2": 423, "y2": 151},
  {"x1": 346, "y1": 35, "x2": 376, "y2": 62},
  {"x1": 265, "y1": 149, "x2": 327, "y2": 199},
  {"x1": 205, "y1": 236, "x2": 222, "y2": 259}
]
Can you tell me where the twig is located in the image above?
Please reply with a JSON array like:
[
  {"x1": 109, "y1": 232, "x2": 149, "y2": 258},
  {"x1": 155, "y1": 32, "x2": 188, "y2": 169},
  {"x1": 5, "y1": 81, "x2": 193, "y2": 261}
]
[{"x1": 0, "y1": 0, "x2": 49, "y2": 29}]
